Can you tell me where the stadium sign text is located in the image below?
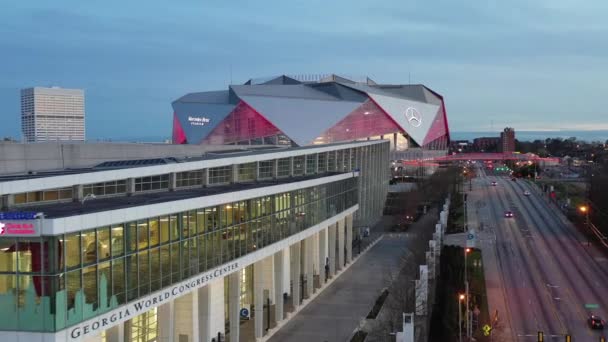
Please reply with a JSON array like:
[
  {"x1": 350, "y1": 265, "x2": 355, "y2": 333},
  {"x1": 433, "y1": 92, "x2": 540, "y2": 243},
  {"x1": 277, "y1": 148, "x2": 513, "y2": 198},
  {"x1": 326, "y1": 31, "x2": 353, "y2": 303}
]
[{"x1": 188, "y1": 116, "x2": 211, "y2": 126}]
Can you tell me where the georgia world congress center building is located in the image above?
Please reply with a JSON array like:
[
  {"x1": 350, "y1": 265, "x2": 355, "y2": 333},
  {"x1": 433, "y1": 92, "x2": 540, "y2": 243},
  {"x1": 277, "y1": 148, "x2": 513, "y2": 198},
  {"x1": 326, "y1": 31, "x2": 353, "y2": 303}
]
[
  {"x1": 0, "y1": 75, "x2": 449, "y2": 341},
  {"x1": 0, "y1": 140, "x2": 389, "y2": 342}
]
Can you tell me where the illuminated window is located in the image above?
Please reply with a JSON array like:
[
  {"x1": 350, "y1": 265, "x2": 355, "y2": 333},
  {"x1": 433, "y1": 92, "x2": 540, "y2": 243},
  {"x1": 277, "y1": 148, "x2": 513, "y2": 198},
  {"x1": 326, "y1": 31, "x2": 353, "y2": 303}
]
[{"x1": 130, "y1": 307, "x2": 158, "y2": 342}]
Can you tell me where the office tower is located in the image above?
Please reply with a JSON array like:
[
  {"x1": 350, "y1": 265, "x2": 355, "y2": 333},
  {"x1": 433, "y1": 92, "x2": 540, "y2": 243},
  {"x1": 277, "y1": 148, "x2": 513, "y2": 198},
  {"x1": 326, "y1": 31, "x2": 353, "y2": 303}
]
[
  {"x1": 500, "y1": 127, "x2": 515, "y2": 152},
  {"x1": 21, "y1": 86, "x2": 85, "y2": 142}
]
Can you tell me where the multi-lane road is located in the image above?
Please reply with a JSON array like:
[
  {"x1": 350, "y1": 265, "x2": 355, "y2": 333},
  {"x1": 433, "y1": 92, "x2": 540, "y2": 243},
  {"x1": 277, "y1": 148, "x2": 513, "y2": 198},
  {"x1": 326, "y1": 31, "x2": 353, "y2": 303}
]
[{"x1": 473, "y1": 165, "x2": 608, "y2": 340}]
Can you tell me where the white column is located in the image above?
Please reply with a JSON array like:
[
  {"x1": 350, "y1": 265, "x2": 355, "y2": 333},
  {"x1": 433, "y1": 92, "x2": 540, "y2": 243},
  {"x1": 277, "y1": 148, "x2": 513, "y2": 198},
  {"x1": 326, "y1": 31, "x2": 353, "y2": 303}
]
[
  {"x1": 282, "y1": 247, "x2": 290, "y2": 296},
  {"x1": 318, "y1": 227, "x2": 328, "y2": 286},
  {"x1": 290, "y1": 242, "x2": 301, "y2": 308},
  {"x1": 312, "y1": 233, "x2": 319, "y2": 283},
  {"x1": 328, "y1": 224, "x2": 336, "y2": 277},
  {"x1": 229, "y1": 272, "x2": 241, "y2": 342},
  {"x1": 168, "y1": 172, "x2": 177, "y2": 191},
  {"x1": 254, "y1": 260, "x2": 264, "y2": 340},
  {"x1": 261, "y1": 256, "x2": 275, "y2": 303},
  {"x1": 174, "y1": 292, "x2": 198, "y2": 342},
  {"x1": 105, "y1": 323, "x2": 124, "y2": 342},
  {"x1": 199, "y1": 278, "x2": 225, "y2": 342},
  {"x1": 274, "y1": 251, "x2": 284, "y2": 322},
  {"x1": 346, "y1": 214, "x2": 353, "y2": 263},
  {"x1": 338, "y1": 219, "x2": 345, "y2": 270},
  {"x1": 157, "y1": 301, "x2": 174, "y2": 342},
  {"x1": 305, "y1": 236, "x2": 314, "y2": 297}
]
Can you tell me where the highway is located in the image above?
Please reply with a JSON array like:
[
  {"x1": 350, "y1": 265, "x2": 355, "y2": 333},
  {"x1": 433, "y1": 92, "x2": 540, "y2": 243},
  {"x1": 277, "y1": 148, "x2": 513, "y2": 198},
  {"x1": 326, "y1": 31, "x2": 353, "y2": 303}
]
[{"x1": 473, "y1": 165, "x2": 608, "y2": 341}]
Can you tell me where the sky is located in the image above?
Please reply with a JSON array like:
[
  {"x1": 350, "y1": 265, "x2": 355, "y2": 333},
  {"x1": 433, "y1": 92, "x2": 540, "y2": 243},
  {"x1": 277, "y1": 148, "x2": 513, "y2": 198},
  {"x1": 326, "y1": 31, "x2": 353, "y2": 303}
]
[{"x1": 1, "y1": 0, "x2": 608, "y2": 140}]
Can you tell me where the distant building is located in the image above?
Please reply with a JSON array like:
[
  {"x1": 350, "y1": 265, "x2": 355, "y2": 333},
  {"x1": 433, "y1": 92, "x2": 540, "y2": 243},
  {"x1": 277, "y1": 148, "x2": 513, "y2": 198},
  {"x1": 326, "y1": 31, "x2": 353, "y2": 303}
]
[
  {"x1": 21, "y1": 86, "x2": 85, "y2": 142},
  {"x1": 473, "y1": 137, "x2": 500, "y2": 152},
  {"x1": 449, "y1": 139, "x2": 470, "y2": 153},
  {"x1": 500, "y1": 127, "x2": 515, "y2": 153}
]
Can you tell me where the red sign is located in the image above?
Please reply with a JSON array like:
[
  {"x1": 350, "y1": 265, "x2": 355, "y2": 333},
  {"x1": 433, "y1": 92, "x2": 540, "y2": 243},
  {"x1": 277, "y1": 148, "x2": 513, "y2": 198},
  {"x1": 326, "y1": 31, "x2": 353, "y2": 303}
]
[{"x1": 0, "y1": 222, "x2": 36, "y2": 235}]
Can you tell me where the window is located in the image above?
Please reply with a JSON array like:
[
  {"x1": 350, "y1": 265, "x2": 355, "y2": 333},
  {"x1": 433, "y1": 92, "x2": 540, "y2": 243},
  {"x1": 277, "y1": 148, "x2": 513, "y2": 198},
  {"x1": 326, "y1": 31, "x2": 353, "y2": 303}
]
[
  {"x1": 111, "y1": 224, "x2": 125, "y2": 257},
  {"x1": 277, "y1": 158, "x2": 290, "y2": 177},
  {"x1": 65, "y1": 232, "x2": 81, "y2": 269},
  {"x1": 159, "y1": 216, "x2": 170, "y2": 245},
  {"x1": 13, "y1": 187, "x2": 73, "y2": 205},
  {"x1": 83, "y1": 180, "x2": 127, "y2": 197},
  {"x1": 97, "y1": 227, "x2": 111, "y2": 261},
  {"x1": 134, "y1": 175, "x2": 169, "y2": 192},
  {"x1": 149, "y1": 218, "x2": 160, "y2": 247},
  {"x1": 137, "y1": 220, "x2": 149, "y2": 251},
  {"x1": 318, "y1": 153, "x2": 327, "y2": 173},
  {"x1": 130, "y1": 307, "x2": 158, "y2": 342},
  {"x1": 0, "y1": 239, "x2": 16, "y2": 272},
  {"x1": 306, "y1": 154, "x2": 317, "y2": 174},
  {"x1": 293, "y1": 156, "x2": 305, "y2": 176},
  {"x1": 258, "y1": 160, "x2": 274, "y2": 179},
  {"x1": 208, "y1": 166, "x2": 232, "y2": 185},
  {"x1": 237, "y1": 162, "x2": 256, "y2": 182},
  {"x1": 81, "y1": 230, "x2": 97, "y2": 265},
  {"x1": 176, "y1": 170, "x2": 204, "y2": 188},
  {"x1": 327, "y1": 151, "x2": 336, "y2": 172}
]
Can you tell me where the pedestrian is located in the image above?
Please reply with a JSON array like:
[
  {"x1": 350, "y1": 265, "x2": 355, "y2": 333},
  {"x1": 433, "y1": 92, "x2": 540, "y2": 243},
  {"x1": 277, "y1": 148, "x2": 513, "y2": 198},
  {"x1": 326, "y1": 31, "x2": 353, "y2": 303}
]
[{"x1": 324, "y1": 262, "x2": 330, "y2": 282}]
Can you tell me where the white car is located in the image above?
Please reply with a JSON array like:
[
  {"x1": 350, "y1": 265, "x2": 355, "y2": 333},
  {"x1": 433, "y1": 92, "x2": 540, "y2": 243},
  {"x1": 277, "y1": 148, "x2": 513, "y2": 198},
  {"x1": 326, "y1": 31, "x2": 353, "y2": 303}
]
[{"x1": 523, "y1": 190, "x2": 531, "y2": 196}]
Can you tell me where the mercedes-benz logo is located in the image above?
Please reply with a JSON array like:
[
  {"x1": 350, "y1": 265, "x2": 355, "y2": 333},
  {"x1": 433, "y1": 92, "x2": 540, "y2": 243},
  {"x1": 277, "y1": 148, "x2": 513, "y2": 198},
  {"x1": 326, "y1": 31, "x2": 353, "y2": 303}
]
[{"x1": 405, "y1": 107, "x2": 422, "y2": 127}]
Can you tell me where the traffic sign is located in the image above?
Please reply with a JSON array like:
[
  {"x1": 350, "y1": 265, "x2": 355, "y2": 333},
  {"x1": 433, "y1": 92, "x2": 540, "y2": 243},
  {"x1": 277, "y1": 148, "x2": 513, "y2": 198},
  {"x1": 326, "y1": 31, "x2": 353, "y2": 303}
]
[
  {"x1": 482, "y1": 324, "x2": 492, "y2": 336},
  {"x1": 585, "y1": 303, "x2": 600, "y2": 309},
  {"x1": 239, "y1": 308, "x2": 249, "y2": 319},
  {"x1": 466, "y1": 229, "x2": 477, "y2": 248}
]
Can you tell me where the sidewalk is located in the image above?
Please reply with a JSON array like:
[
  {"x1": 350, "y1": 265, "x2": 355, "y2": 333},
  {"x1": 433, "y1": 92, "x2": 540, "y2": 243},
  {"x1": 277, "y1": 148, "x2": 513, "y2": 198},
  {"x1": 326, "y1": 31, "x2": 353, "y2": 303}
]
[{"x1": 266, "y1": 212, "x2": 436, "y2": 342}]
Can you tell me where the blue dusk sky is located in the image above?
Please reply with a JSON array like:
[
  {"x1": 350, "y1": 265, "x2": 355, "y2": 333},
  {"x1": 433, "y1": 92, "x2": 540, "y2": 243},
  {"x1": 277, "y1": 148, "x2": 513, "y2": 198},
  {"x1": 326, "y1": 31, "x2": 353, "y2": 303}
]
[{"x1": 1, "y1": 1, "x2": 607, "y2": 140}]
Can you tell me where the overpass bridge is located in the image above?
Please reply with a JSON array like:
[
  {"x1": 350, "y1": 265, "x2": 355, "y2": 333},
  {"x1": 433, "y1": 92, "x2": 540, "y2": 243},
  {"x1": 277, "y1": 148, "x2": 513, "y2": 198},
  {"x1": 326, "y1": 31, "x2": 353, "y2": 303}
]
[{"x1": 428, "y1": 152, "x2": 559, "y2": 164}]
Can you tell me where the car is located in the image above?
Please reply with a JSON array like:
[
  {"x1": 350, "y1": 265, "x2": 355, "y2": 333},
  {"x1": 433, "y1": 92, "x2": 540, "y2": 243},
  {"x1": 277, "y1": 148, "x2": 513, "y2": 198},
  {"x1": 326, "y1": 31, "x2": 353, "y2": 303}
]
[
  {"x1": 491, "y1": 181, "x2": 497, "y2": 186},
  {"x1": 588, "y1": 315, "x2": 605, "y2": 329},
  {"x1": 511, "y1": 177, "x2": 517, "y2": 182},
  {"x1": 523, "y1": 190, "x2": 531, "y2": 196},
  {"x1": 504, "y1": 211, "x2": 514, "y2": 218}
]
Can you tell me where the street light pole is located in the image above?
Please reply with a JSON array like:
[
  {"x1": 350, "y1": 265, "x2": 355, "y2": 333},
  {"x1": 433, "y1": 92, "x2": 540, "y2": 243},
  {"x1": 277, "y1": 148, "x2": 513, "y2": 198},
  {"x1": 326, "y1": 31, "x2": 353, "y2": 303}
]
[
  {"x1": 465, "y1": 249, "x2": 470, "y2": 340},
  {"x1": 579, "y1": 205, "x2": 590, "y2": 246},
  {"x1": 459, "y1": 294, "x2": 464, "y2": 342}
]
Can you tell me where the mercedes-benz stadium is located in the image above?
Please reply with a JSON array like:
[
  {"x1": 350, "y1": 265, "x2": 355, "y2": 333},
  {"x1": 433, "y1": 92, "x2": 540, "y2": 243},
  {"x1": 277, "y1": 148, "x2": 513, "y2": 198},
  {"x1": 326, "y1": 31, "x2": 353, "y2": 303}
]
[{"x1": 172, "y1": 74, "x2": 450, "y2": 153}]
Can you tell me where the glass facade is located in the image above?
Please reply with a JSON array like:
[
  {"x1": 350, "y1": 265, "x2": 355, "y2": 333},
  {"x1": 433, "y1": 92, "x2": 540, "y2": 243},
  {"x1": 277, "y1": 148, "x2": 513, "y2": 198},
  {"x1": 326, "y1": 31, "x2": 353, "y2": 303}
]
[
  {"x1": 0, "y1": 177, "x2": 357, "y2": 332},
  {"x1": 312, "y1": 100, "x2": 402, "y2": 145},
  {"x1": 201, "y1": 101, "x2": 285, "y2": 145}
]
